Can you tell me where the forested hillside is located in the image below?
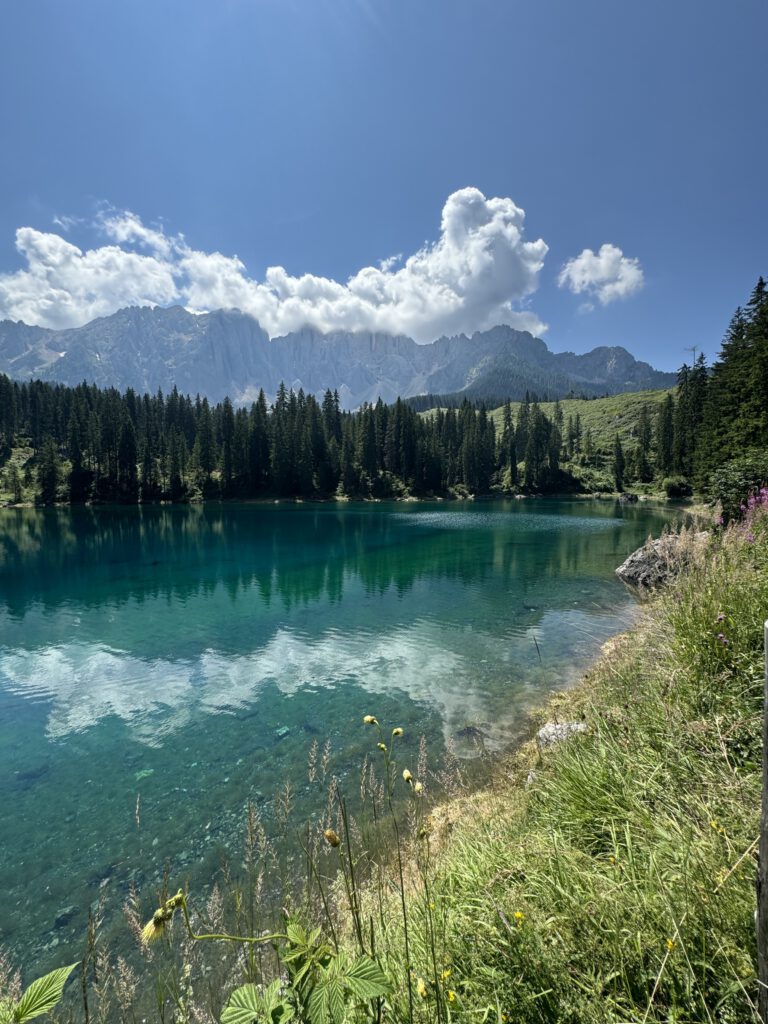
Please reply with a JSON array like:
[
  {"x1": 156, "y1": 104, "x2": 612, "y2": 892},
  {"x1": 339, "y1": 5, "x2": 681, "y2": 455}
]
[{"x1": 0, "y1": 278, "x2": 765, "y2": 506}]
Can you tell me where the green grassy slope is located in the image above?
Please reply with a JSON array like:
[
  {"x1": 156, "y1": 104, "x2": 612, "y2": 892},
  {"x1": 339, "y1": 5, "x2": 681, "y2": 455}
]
[{"x1": 490, "y1": 387, "x2": 672, "y2": 452}]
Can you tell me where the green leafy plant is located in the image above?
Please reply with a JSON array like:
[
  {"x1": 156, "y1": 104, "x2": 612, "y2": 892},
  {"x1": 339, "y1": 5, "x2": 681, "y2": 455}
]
[
  {"x1": 280, "y1": 921, "x2": 390, "y2": 1024},
  {"x1": 708, "y1": 448, "x2": 768, "y2": 522},
  {"x1": 221, "y1": 980, "x2": 293, "y2": 1024},
  {"x1": 0, "y1": 963, "x2": 77, "y2": 1024},
  {"x1": 220, "y1": 923, "x2": 390, "y2": 1024},
  {"x1": 138, "y1": 886, "x2": 390, "y2": 1024}
]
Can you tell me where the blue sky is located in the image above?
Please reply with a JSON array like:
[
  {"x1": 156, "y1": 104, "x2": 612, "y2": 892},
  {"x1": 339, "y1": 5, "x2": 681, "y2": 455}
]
[{"x1": 0, "y1": 0, "x2": 765, "y2": 370}]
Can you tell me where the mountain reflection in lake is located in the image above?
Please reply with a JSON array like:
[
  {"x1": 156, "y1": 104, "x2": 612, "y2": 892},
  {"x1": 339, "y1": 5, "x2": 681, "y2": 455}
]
[{"x1": 0, "y1": 500, "x2": 673, "y2": 972}]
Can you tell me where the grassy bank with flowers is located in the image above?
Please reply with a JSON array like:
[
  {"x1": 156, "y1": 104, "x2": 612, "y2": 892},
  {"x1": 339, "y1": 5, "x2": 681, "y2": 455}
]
[{"x1": 345, "y1": 502, "x2": 767, "y2": 1022}]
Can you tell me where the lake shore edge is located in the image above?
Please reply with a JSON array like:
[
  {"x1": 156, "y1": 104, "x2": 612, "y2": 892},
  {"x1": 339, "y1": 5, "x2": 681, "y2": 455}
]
[
  {"x1": 0, "y1": 489, "x2": 686, "y2": 510},
  {"x1": 338, "y1": 508, "x2": 763, "y2": 1020}
]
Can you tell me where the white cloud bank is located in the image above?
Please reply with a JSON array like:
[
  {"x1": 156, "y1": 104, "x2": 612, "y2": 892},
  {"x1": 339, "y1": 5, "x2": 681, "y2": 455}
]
[
  {"x1": 558, "y1": 243, "x2": 644, "y2": 307},
  {"x1": 0, "y1": 188, "x2": 549, "y2": 341}
]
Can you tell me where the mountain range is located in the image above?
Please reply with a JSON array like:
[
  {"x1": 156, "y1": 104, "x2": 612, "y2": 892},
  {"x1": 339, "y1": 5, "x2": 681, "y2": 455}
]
[{"x1": 0, "y1": 305, "x2": 676, "y2": 409}]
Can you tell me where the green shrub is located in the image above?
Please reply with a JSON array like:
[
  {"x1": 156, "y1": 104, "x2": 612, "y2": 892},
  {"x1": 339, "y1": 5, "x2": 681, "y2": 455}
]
[
  {"x1": 662, "y1": 475, "x2": 693, "y2": 498},
  {"x1": 708, "y1": 448, "x2": 768, "y2": 523}
]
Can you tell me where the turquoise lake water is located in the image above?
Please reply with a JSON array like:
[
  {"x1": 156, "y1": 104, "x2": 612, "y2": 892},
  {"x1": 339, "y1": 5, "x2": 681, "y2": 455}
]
[{"x1": 0, "y1": 499, "x2": 674, "y2": 973}]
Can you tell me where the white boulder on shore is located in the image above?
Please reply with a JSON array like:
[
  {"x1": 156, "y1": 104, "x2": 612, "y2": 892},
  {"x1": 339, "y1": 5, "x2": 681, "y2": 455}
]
[{"x1": 536, "y1": 721, "x2": 588, "y2": 749}]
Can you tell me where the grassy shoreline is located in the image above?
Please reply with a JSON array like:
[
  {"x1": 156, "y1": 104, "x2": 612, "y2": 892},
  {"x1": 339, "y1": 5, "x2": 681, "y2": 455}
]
[{"x1": 341, "y1": 512, "x2": 765, "y2": 1022}]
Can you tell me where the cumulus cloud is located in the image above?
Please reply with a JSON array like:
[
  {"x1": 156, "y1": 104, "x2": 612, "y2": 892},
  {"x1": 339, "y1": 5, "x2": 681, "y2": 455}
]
[
  {"x1": 558, "y1": 243, "x2": 644, "y2": 306},
  {"x1": 0, "y1": 228, "x2": 179, "y2": 330},
  {"x1": 0, "y1": 188, "x2": 548, "y2": 340}
]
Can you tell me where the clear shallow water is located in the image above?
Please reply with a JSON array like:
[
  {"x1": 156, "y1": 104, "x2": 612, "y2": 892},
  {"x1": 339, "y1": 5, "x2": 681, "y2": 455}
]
[{"x1": 0, "y1": 499, "x2": 673, "y2": 972}]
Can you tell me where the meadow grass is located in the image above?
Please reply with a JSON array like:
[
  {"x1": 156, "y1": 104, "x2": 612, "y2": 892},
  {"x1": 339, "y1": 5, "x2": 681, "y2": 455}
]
[{"x1": 489, "y1": 389, "x2": 672, "y2": 454}]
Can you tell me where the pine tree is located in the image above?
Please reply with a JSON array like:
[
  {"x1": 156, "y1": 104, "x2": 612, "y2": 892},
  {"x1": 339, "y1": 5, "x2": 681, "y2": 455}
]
[
  {"x1": 612, "y1": 434, "x2": 625, "y2": 492},
  {"x1": 7, "y1": 464, "x2": 22, "y2": 503},
  {"x1": 67, "y1": 410, "x2": 91, "y2": 502},
  {"x1": 219, "y1": 396, "x2": 235, "y2": 496},
  {"x1": 655, "y1": 394, "x2": 675, "y2": 477},
  {"x1": 117, "y1": 416, "x2": 139, "y2": 501},
  {"x1": 634, "y1": 404, "x2": 653, "y2": 482},
  {"x1": 37, "y1": 436, "x2": 60, "y2": 505}
]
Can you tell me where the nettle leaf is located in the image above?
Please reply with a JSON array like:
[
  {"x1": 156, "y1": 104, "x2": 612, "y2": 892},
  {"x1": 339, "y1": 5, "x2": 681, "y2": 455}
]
[
  {"x1": 261, "y1": 981, "x2": 293, "y2": 1024},
  {"x1": 221, "y1": 981, "x2": 293, "y2": 1024},
  {"x1": 344, "y1": 958, "x2": 391, "y2": 1000},
  {"x1": 306, "y1": 983, "x2": 329, "y2": 1024},
  {"x1": 325, "y1": 977, "x2": 346, "y2": 1024},
  {"x1": 221, "y1": 984, "x2": 264, "y2": 1024},
  {"x1": 13, "y1": 964, "x2": 77, "y2": 1024},
  {"x1": 285, "y1": 922, "x2": 307, "y2": 948}
]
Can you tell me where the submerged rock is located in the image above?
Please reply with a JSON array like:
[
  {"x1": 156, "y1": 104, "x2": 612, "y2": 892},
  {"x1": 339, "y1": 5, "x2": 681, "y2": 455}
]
[
  {"x1": 454, "y1": 724, "x2": 488, "y2": 742},
  {"x1": 54, "y1": 905, "x2": 78, "y2": 929},
  {"x1": 536, "y1": 721, "x2": 587, "y2": 749},
  {"x1": 616, "y1": 531, "x2": 709, "y2": 589}
]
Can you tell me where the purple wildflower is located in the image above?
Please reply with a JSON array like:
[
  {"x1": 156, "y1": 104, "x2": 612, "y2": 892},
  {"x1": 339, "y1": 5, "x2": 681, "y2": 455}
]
[
  {"x1": 717, "y1": 633, "x2": 729, "y2": 646},
  {"x1": 716, "y1": 613, "x2": 726, "y2": 623}
]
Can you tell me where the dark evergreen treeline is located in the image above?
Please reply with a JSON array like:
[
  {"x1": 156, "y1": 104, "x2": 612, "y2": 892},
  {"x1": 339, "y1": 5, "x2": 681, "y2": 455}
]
[
  {"x1": 653, "y1": 276, "x2": 768, "y2": 492},
  {"x1": 405, "y1": 386, "x2": 600, "y2": 413},
  {"x1": 0, "y1": 277, "x2": 765, "y2": 505},
  {"x1": 0, "y1": 377, "x2": 494, "y2": 503},
  {"x1": 0, "y1": 368, "x2": 582, "y2": 503}
]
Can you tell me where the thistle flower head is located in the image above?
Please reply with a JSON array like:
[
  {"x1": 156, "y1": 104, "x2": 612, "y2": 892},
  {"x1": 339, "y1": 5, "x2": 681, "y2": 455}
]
[
  {"x1": 140, "y1": 890, "x2": 184, "y2": 945},
  {"x1": 323, "y1": 828, "x2": 341, "y2": 848},
  {"x1": 141, "y1": 916, "x2": 165, "y2": 944}
]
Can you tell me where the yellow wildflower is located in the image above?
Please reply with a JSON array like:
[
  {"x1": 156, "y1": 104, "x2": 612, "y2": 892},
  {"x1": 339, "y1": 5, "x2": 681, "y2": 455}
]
[
  {"x1": 363, "y1": 715, "x2": 378, "y2": 726},
  {"x1": 447, "y1": 990, "x2": 456, "y2": 1003},
  {"x1": 413, "y1": 780, "x2": 423, "y2": 794},
  {"x1": 402, "y1": 768, "x2": 413, "y2": 784},
  {"x1": 323, "y1": 828, "x2": 341, "y2": 848},
  {"x1": 392, "y1": 727, "x2": 403, "y2": 737},
  {"x1": 514, "y1": 911, "x2": 525, "y2": 928},
  {"x1": 141, "y1": 908, "x2": 169, "y2": 944},
  {"x1": 416, "y1": 977, "x2": 428, "y2": 999},
  {"x1": 141, "y1": 890, "x2": 185, "y2": 944},
  {"x1": 441, "y1": 968, "x2": 451, "y2": 980},
  {"x1": 666, "y1": 938, "x2": 675, "y2": 951},
  {"x1": 377, "y1": 742, "x2": 387, "y2": 752}
]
